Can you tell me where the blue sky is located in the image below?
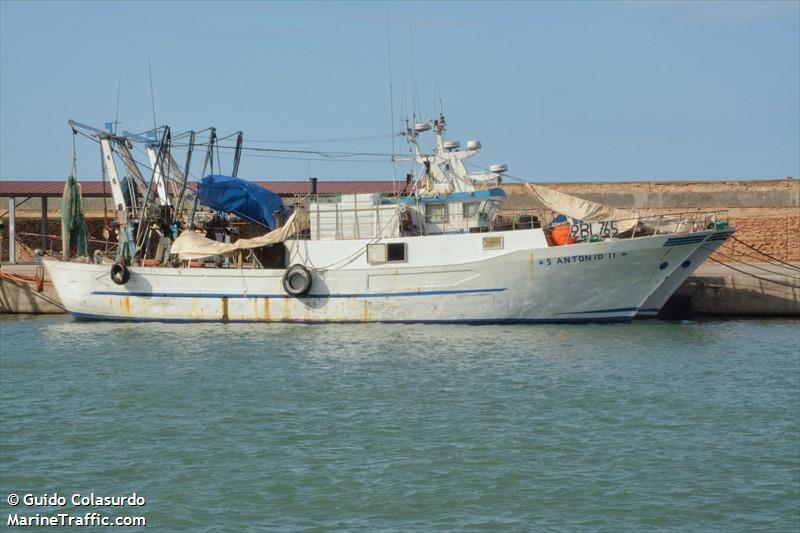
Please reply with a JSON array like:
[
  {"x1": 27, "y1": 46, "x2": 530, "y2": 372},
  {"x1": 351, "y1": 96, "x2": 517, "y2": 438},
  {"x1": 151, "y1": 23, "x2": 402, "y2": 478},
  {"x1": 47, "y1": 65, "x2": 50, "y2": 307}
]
[{"x1": 1, "y1": 0, "x2": 798, "y2": 182}]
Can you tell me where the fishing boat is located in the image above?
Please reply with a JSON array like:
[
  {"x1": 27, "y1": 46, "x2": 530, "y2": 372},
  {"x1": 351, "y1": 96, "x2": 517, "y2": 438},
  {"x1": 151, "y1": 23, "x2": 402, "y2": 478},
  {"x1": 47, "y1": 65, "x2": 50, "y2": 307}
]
[{"x1": 44, "y1": 116, "x2": 730, "y2": 323}]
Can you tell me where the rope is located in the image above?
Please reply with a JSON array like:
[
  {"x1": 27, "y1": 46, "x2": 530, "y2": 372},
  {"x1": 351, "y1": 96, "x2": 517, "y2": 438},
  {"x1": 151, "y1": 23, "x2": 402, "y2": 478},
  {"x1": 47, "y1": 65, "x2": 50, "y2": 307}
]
[
  {"x1": 719, "y1": 240, "x2": 800, "y2": 271},
  {"x1": 707, "y1": 248, "x2": 800, "y2": 279},
  {"x1": 71, "y1": 127, "x2": 78, "y2": 178},
  {"x1": 16, "y1": 231, "x2": 117, "y2": 247},
  {"x1": 0, "y1": 271, "x2": 52, "y2": 287},
  {"x1": 100, "y1": 146, "x2": 110, "y2": 254},
  {"x1": 707, "y1": 257, "x2": 800, "y2": 289},
  {"x1": 729, "y1": 235, "x2": 800, "y2": 271}
]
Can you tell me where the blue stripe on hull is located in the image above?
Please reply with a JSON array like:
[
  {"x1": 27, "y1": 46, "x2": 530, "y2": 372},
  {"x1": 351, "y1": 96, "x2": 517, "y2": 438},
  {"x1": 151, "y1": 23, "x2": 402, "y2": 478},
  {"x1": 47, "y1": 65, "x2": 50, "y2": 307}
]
[
  {"x1": 91, "y1": 288, "x2": 507, "y2": 299},
  {"x1": 708, "y1": 233, "x2": 734, "y2": 241},
  {"x1": 665, "y1": 235, "x2": 706, "y2": 241},
  {"x1": 663, "y1": 237, "x2": 707, "y2": 247},
  {"x1": 68, "y1": 311, "x2": 632, "y2": 325},
  {"x1": 559, "y1": 306, "x2": 638, "y2": 315}
]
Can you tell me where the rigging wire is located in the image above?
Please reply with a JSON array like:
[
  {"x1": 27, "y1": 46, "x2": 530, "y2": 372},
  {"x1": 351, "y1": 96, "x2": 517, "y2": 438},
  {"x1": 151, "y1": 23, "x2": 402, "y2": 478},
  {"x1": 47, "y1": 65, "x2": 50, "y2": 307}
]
[
  {"x1": 209, "y1": 151, "x2": 400, "y2": 164},
  {"x1": 719, "y1": 240, "x2": 800, "y2": 271},
  {"x1": 73, "y1": 122, "x2": 405, "y2": 185},
  {"x1": 99, "y1": 146, "x2": 110, "y2": 252},
  {"x1": 244, "y1": 133, "x2": 400, "y2": 144},
  {"x1": 706, "y1": 256, "x2": 800, "y2": 289},
  {"x1": 704, "y1": 247, "x2": 800, "y2": 279},
  {"x1": 147, "y1": 60, "x2": 157, "y2": 131},
  {"x1": 169, "y1": 142, "x2": 396, "y2": 158},
  {"x1": 728, "y1": 235, "x2": 800, "y2": 271},
  {"x1": 385, "y1": 2, "x2": 397, "y2": 195},
  {"x1": 113, "y1": 77, "x2": 121, "y2": 135}
]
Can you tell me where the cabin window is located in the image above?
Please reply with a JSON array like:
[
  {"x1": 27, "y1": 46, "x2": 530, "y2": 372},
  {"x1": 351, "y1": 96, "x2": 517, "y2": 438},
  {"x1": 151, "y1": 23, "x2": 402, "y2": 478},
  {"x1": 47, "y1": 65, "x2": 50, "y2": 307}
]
[
  {"x1": 463, "y1": 202, "x2": 480, "y2": 219},
  {"x1": 387, "y1": 242, "x2": 406, "y2": 262},
  {"x1": 426, "y1": 203, "x2": 446, "y2": 223},
  {"x1": 367, "y1": 243, "x2": 407, "y2": 264}
]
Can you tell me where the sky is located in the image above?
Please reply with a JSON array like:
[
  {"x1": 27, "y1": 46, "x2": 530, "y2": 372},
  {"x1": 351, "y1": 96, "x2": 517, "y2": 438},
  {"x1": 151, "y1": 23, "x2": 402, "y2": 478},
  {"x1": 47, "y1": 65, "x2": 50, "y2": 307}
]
[{"x1": 1, "y1": 0, "x2": 798, "y2": 183}]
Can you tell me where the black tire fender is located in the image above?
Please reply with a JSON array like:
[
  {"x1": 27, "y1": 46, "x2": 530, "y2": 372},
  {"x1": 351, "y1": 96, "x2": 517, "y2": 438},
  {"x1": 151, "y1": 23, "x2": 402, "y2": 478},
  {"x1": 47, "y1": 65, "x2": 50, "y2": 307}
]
[
  {"x1": 282, "y1": 264, "x2": 313, "y2": 297},
  {"x1": 110, "y1": 263, "x2": 130, "y2": 285}
]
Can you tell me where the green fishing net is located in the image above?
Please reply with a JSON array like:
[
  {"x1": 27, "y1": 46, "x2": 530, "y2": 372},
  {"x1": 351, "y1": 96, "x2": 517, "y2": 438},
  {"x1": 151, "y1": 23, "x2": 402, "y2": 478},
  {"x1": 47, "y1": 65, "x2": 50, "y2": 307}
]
[{"x1": 61, "y1": 174, "x2": 89, "y2": 258}]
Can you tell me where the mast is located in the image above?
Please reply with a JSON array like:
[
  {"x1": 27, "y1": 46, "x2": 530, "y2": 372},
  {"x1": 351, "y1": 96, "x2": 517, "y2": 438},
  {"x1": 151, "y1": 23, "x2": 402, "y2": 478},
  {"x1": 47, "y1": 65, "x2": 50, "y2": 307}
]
[
  {"x1": 146, "y1": 143, "x2": 173, "y2": 207},
  {"x1": 231, "y1": 131, "x2": 243, "y2": 177},
  {"x1": 134, "y1": 127, "x2": 170, "y2": 259},
  {"x1": 173, "y1": 130, "x2": 194, "y2": 224},
  {"x1": 406, "y1": 113, "x2": 504, "y2": 194},
  {"x1": 99, "y1": 138, "x2": 128, "y2": 216}
]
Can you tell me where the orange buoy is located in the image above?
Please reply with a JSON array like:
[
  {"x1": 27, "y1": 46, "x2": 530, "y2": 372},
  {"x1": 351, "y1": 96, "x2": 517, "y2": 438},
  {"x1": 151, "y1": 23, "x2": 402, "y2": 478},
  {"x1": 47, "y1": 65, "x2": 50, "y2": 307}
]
[{"x1": 551, "y1": 224, "x2": 577, "y2": 246}]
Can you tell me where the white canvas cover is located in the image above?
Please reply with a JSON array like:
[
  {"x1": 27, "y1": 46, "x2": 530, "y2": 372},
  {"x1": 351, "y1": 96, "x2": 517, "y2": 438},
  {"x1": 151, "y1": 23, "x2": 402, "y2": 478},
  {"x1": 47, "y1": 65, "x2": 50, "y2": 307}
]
[
  {"x1": 524, "y1": 183, "x2": 713, "y2": 234},
  {"x1": 170, "y1": 211, "x2": 309, "y2": 261},
  {"x1": 524, "y1": 183, "x2": 640, "y2": 233}
]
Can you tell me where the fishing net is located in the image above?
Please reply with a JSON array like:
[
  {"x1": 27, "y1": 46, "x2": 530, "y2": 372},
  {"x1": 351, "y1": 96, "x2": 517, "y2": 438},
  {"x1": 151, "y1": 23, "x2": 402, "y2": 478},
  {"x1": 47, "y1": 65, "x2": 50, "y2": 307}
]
[
  {"x1": 61, "y1": 129, "x2": 89, "y2": 259},
  {"x1": 120, "y1": 175, "x2": 139, "y2": 209},
  {"x1": 61, "y1": 174, "x2": 89, "y2": 258}
]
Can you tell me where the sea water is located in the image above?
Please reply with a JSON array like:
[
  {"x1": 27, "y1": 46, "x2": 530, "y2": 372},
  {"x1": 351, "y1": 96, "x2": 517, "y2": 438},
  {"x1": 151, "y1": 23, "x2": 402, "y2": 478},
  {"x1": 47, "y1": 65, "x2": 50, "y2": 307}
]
[{"x1": 1, "y1": 316, "x2": 798, "y2": 531}]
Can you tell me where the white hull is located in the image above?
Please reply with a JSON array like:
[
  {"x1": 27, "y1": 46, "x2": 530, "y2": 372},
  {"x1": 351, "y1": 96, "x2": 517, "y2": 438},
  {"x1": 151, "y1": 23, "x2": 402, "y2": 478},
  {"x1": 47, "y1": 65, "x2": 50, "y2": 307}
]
[
  {"x1": 45, "y1": 228, "x2": 714, "y2": 324},
  {"x1": 637, "y1": 229, "x2": 736, "y2": 318}
]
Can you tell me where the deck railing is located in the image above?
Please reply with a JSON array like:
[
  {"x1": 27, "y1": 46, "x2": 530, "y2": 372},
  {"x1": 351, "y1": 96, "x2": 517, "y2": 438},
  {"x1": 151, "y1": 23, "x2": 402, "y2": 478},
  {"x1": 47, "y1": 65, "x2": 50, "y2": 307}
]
[{"x1": 291, "y1": 201, "x2": 728, "y2": 242}]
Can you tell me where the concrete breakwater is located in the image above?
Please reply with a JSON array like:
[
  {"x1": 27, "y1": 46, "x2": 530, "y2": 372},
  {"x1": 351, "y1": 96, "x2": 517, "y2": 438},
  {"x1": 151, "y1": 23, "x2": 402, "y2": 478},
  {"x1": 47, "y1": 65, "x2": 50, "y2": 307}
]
[{"x1": 0, "y1": 264, "x2": 63, "y2": 314}]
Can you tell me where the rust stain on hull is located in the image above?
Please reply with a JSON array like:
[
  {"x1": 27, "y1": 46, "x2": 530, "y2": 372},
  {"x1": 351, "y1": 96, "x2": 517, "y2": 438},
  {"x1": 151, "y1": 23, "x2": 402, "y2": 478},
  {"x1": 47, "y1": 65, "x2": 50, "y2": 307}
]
[
  {"x1": 120, "y1": 296, "x2": 131, "y2": 317},
  {"x1": 221, "y1": 297, "x2": 229, "y2": 321},
  {"x1": 190, "y1": 298, "x2": 205, "y2": 320},
  {"x1": 282, "y1": 298, "x2": 290, "y2": 321},
  {"x1": 262, "y1": 297, "x2": 271, "y2": 321}
]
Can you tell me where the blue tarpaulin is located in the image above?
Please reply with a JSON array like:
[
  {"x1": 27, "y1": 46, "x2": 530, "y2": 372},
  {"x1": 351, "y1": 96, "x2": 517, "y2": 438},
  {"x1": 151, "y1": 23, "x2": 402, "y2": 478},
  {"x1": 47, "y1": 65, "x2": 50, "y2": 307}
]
[{"x1": 197, "y1": 174, "x2": 287, "y2": 229}]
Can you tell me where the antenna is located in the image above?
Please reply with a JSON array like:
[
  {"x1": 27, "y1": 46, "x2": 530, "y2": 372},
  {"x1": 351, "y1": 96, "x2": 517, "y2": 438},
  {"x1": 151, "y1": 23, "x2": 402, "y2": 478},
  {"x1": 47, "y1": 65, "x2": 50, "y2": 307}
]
[
  {"x1": 386, "y1": 4, "x2": 397, "y2": 193},
  {"x1": 114, "y1": 77, "x2": 122, "y2": 135},
  {"x1": 148, "y1": 60, "x2": 157, "y2": 130},
  {"x1": 409, "y1": 25, "x2": 417, "y2": 123}
]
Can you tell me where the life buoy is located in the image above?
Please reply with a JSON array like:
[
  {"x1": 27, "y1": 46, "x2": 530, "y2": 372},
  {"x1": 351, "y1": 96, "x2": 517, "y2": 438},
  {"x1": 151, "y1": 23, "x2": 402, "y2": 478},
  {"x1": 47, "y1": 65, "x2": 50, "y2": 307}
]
[
  {"x1": 110, "y1": 263, "x2": 130, "y2": 285},
  {"x1": 282, "y1": 264, "x2": 313, "y2": 297}
]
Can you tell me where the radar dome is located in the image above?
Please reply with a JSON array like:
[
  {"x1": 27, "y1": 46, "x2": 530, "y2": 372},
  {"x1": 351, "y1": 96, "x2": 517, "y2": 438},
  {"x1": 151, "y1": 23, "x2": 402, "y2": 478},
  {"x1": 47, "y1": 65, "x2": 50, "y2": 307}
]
[
  {"x1": 443, "y1": 141, "x2": 460, "y2": 151},
  {"x1": 466, "y1": 140, "x2": 481, "y2": 151}
]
